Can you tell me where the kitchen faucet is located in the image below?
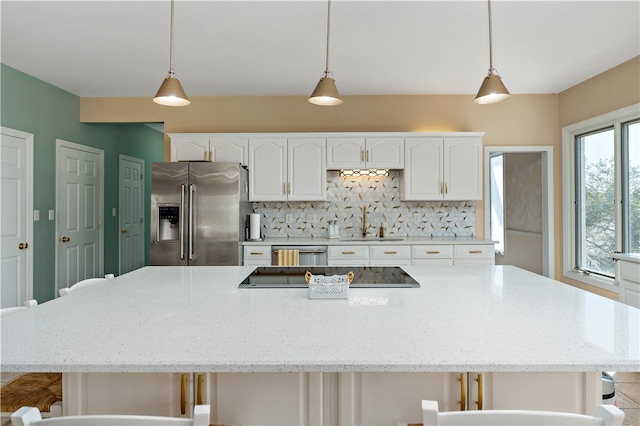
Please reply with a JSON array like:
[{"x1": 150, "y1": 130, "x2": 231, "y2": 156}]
[{"x1": 362, "y1": 205, "x2": 367, "y2": 237}]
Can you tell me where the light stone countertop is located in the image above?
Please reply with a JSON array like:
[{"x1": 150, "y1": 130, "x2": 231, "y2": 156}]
[
  {"x1": 1, "y1": 265, "x2": 638, "y2": 373},
  {"x1": 612, "y1": 253, "x2": 640, "y2": 264},
  {"x1": 244, "y1": 236, "x2": 496, "y2": 245}
]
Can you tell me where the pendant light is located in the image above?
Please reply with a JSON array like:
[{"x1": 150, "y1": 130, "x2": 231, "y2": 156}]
[
  {"x1": 153, "y1": 0, "x2": 190, "y2": 106},
  {"x1": 309, "y1": 0, "x2": 343, "y2": 106},
  {"x1": 474, "y1": 0, "x2": 510, "y2": 104}
]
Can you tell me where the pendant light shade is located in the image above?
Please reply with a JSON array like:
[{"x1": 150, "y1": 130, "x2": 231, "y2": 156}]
[
  {"x1": 153, "y1": 0, "x2": 190, "y2": 107},
  {"x1": 474, "y1": 0, "x2": 510, "y2": 105},
  {"x1": 309, "y1": 0, "x2": 342, "y2": 106}
]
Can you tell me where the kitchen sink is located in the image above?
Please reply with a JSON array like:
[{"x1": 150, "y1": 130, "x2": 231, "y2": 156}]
[{"x1": 338, "y1": 237, "x2": 405, "y2": 242}]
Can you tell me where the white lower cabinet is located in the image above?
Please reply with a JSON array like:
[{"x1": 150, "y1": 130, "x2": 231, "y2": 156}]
[
  {"x1": 369, "y1": 245, "x2": 411, "y2": 266},
  {"x1": 454, "y1": 244, "x2": 495, "y2": 265},
  {"x1": 63, "y1": 371, "x2": 600, "y2": 424},
  {"x1": 243, "y1": 245, "x2": 271, "y2": 266},
  {"x1": 411, "y1": 245, "x2": 455, "y2": 266},
  {"x1": 616, "y1": 258, "x2": 640, "y2": 308}
]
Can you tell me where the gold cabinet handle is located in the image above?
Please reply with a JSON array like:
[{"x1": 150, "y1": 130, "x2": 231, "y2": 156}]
[
  {"x1": 342, "y1": 251, "x2": 356, "y2": 255},
  {"x1": 440, "y1": 182, "x2": 443, "y2": 194},
  {"x1": 180, "y1": 373, "x2": 187, "y2": 415},
  {"x1": 469, "y1": 250, "x2": 483, "y2": 254},
  {"x1": 60, "y1": 236, "x2": 70, "y2": 243},
  {"x1": 361, "y1": 150, "x2": 365, "y2": 163},
  {"x1": 18, "y1": 242, "x2": 29, "y2": 250},
  {"x1": 250, "y1": 251, "x2": 264, "y2": 255},
  {"x1": 208, "y1": 150, "x2": 213, "y2": 162},
  {"x1": 445, "y1": 183, "x2": 448, "y2": 194},
  {"x1": 384, "y1": 251, "x2": 398, "y2": 255},
  {"x1": 197, "y1": 374, "x2": 204, "y2": 405},
  {"x1": 459, "y1": 373, "x2": 467, "y2": 411},
  {"x1": 475, "y1": 373, "x2": 483, "y2": 410},
  {"x1": 288, "y1": 182, "x2": 291, "y2": 195},
  {"x1": 426, "y1": 251, "x2": 440, "y2": 254},
  {"x1": 283, "y1": 182, "x2": 286, "y2": 195},
  {"x1": 366, "y1": 150, "x2": 370, "y2": 162}
]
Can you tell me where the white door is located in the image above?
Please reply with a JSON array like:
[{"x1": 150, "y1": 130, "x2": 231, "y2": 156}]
[
  {"x1": 56, "y1": 140, "x2": 104, "y2": 292},
  {"x1": 119, "y1": 155, "x2": 145, "y2": 275},
  {"x1": 0, "y1": 127, "x2": 33, "y2": 307}
]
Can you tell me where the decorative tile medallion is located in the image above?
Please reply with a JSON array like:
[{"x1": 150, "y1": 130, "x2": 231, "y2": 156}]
[{"x1": 253, "y1": 171, "x2": 475, "y2": 238}]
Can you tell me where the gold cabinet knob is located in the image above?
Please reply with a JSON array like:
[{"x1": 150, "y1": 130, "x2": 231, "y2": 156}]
[
  {"x1": 60, "y1": 236, "x2": 70, "y2": 243},
  {"x1": 18, "y1": 242, "x2": 29, "y2": 250}
]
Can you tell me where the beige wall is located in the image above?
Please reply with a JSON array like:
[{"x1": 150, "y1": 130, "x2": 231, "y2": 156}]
[{"x1": 79, "y1": 56, "x2": 640, "y2": 297}]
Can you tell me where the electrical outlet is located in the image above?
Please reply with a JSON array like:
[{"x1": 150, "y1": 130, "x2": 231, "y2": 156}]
[
  {"x1": 413, "y1": 212, "x2": 421, "y2": 223},
  {"x1": 308, "y1": 213, "x2": 317, "y2": 223},
  {"x1": 286, "y1": 213, "x2": 293, "y2": 224}
]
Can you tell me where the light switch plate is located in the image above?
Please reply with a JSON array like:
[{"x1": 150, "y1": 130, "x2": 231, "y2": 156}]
[
  {"x1": 33, "y1": 210, "x2": 40, "y2": 221},
  {"x1": 48, "y1": 210, "x2": 55, "y2": 220},
  {"x1": 285, "y1": 213, "x2": 293, "y2": 224}
]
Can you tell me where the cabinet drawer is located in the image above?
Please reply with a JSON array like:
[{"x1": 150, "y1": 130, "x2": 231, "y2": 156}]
[
  {"x1": 619, "y1": 260, "x2": 640, "y2": 284},
  {"x1": 370, "y1": 245, "x2": 411, "y2": 259},
  {"x1": 328, "y1": 245, "x2": 369, "y2": 259},
  {"x1": 411, "y1": 245, "x2": 453, "y2": 259},
  {"x1": 243, "y1": 246, "x2": 271, "y2": 260},
  {"x1": 454, "y1": 244, "x2": 494, "y2": 259}
]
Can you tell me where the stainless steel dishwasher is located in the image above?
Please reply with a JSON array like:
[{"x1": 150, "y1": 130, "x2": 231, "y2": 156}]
[{"x1": 271, "y1": 246, "x2": 328, "y2": 266}]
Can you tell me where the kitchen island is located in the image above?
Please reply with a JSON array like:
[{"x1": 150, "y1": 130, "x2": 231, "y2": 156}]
[{"x1": 2, "y1": 265, "x2": 638, "y2": 424}]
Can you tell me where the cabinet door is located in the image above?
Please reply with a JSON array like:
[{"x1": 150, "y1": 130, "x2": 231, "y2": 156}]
[
  {"x1": 326, "y1": 138, "x2": 366, "y2": 169},
  {"x1": 169, "y1": 134, "x2": 210, "y2": 162},
  {"x1": 64, "y1": 372, "x2": 193, "y2": 417},
  {"x1": 210, "y1": 137, "x2": 249, "y2": 166},
  {"x1": 249, "y1": 138, "x2": 287, "y2": 201},
  {"x1": 443, "y1": 137, "x2": 482, "y2": 200},
  {"x1": 288, "y1": 138, "x2": 326, "y2": 201},
  {"x1": 401, "y1": 138, "x2": 444, "y2": 200},
  {"x1": 365, "y1": 137, "x2": 404, "y2": 169}
]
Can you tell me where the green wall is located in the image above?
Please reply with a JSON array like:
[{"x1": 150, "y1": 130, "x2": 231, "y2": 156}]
[{"x1": 1, "y1": 64, "x2": 164, "y2": 302}]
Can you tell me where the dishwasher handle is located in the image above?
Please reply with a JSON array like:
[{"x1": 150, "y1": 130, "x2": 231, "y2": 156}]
[{"x1": 271, "y1": 246, "x2": 327, "y2": 254}]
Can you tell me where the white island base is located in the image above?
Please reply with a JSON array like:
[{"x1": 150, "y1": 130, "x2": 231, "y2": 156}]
[{"x1": 64, "y1": 371, "x2": 602, "y2": 425}]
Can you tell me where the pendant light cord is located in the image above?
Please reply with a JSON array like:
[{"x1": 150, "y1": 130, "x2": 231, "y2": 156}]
[
  {"x1": 169, "y1": 0, "x2": 175, "y2": 75},
  {"x1": 487, "y1": 0, "x2": 494, "y2": 71},
  {"x1": 324, "y1": 0, "x2": 332, "y2": 74}
]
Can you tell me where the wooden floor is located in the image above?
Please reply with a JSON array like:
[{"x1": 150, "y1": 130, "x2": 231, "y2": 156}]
[
  {"x1": 1, "y1": 372, "x2": 638, "y2": 425},
  {"x1": 613, "y1": 371, "x2": 640, "y2": 426}
]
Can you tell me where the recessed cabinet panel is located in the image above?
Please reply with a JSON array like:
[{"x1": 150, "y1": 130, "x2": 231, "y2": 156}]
[
  {"x1": 210, "y1": 137, "x2": 248, "y2": 166},
  {"x1": 169, "y1": 134, "x2": 211, "y2": 162},
  {"x1": 445, "y1": 138, "x2": 482, "y2": 200},
  {"x1": 249, "y1": 139, "x2": 287, "y2": 201},
  {"x1": 365, "y1": 137, "x2": 404, "y2": 169},
  {"x1": 326, "y1": 138, "x2": 366, "y2": 169},
  {"x1": 288, "y1": 138, "x2": 326, "y2": 201},
  {"x1": 401, "y1": 138, "x2": 443, "y2": 200}
]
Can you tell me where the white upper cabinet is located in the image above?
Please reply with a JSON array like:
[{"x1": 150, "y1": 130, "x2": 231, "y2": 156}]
[
  {"x1": 249, "y1": 138, "x2": 326, "y2": 201},
  {"x1": 401, "y1": 136, "x2": 482, "y2": 201},
  {"x1": 169, "y1": 134, "x2": 248, "y2": 165},
  {"x1": 168, "y1": 133, "x2": 211, "y2": 162},
  {"x1": 209, "y1": 137, "x2": 248, "y2": 166},
  {"x1": 326, "y1": 137, "x2": 404, "y2": 169}
]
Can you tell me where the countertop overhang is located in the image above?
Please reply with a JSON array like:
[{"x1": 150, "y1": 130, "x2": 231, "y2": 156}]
[{"x1": 1, "y1": 265, "x2": 638, "y2": 373}]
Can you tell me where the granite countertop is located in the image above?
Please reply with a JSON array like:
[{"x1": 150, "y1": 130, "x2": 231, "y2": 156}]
[
  {"x1": 1, "y1": 265, "x2": 638, "y2": 373},
  {"x1": 612, "y1": 253, "x2": 640, "y2": 264},
  {"x1": 244, "y1": 236, "x2": 496, "y2": 246}
]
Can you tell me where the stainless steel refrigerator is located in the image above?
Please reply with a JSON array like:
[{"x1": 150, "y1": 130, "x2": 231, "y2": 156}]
[{"x1": 151, "y1": 162, "x2": 250, "y2": 266}]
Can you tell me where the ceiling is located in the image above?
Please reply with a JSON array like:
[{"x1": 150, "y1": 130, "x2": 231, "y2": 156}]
[{"x1": 2, "y1": 1, "x2": 639, "y2": 99}]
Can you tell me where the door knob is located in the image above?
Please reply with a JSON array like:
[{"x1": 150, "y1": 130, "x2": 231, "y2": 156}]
[
  {"x1": 18, "y1": 242, "x2": 29, "y2": 250},
  {"x1": 60, "y1": 236, "x2": 70, "y2": 243},
  {"x1": 121, "y1": 229, "x2": 128, "y2": 234}
]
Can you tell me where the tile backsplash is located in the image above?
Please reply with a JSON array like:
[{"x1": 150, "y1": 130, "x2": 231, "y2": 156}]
[{"x1": 252, "y1": 171, "x2": 476, "y2": 239}]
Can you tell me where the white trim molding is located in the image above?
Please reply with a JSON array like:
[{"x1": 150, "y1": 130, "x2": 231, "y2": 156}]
[{"x1": 561, "y1": 103, "x2": 640, "y2": 291}]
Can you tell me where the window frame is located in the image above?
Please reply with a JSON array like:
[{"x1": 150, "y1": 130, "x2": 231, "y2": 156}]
[{"x1": 562, "y1": 103, "x2": 640, "y2": 290}]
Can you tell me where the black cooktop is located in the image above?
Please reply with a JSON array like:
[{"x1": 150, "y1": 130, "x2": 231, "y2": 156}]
[{"x1": 239, "y1": 266, "x2": 420, "y2": 288}]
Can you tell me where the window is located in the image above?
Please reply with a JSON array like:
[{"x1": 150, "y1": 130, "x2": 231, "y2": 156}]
[
  {"x1": 563, "y1": 104, "x2": 640, "y2": 288},
  {"x1": 489, "y1": 153, "x2": 505, "y2": 255}
]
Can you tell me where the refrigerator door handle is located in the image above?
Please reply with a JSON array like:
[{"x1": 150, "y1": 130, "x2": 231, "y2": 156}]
[
  {"x1": 180, "y1": 184, "x2": 186, "y2": 260},
  {"x1": 189, "y1": 184, "x2": 195, "y2": 261}
]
